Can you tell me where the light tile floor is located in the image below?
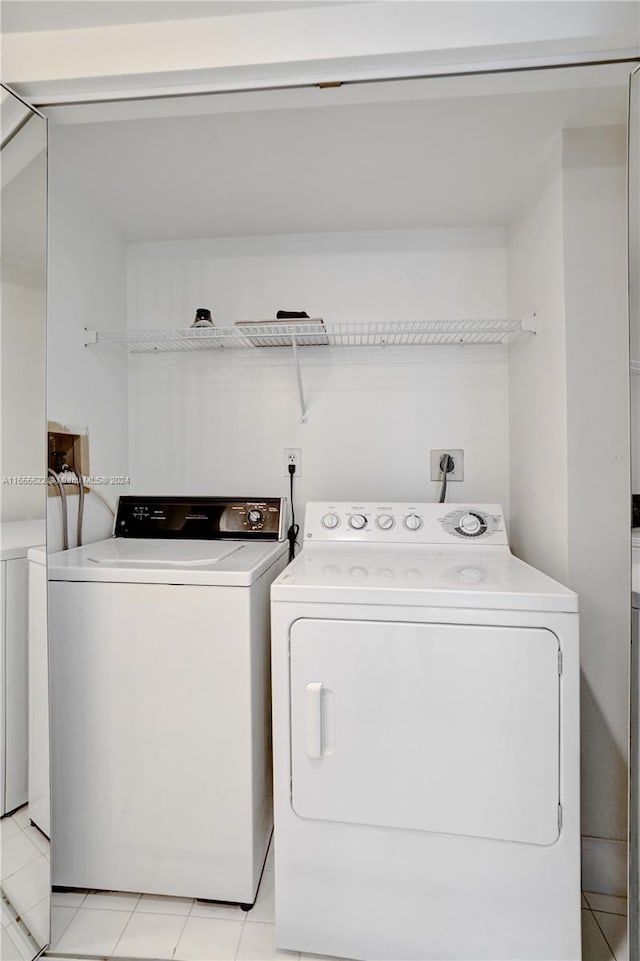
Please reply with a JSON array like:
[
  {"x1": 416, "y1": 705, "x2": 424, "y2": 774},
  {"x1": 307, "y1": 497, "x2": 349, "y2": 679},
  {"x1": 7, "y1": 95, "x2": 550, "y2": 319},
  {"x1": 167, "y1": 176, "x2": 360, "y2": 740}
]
[
  {"x1": 48, "y1": 889, "x2": 630, "y2": 961},
  {"x1": 582, "y1": 891, "x2": 629, "y2": 961},
  {"x1": 1, "y1": 804, "x2": 632, "y2": 961},
  {"x1": 1, "y1": 803, "x2": 50, "y2": 958},
  {"x1": 47, "y1": 838, "x2": 289, "y2": 961}
]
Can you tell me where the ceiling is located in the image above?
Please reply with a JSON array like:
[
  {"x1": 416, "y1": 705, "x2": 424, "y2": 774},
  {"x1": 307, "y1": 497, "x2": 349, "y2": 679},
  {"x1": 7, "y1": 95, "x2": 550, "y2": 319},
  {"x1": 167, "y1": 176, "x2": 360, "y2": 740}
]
[
  {"x1": 0, "y1": 1, "x2": 330, "y2": 33},
  {"x1": 48, "y1": 71, "x2": 629, "y2": 242}
]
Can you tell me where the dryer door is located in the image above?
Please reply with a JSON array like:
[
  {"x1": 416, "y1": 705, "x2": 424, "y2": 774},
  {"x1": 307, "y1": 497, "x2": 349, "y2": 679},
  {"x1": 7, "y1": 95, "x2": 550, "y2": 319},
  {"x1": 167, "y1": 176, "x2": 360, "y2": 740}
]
[{"x1": 290, "y1": 618, "x2": 561, "y2": 845}]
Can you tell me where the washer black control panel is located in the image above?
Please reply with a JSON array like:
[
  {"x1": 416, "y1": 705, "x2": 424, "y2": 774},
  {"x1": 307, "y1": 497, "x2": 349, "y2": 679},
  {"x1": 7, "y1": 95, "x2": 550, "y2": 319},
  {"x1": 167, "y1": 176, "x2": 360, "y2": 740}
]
[{"x1": 115, "y1": 497, "x2": 285, "y2": 540}]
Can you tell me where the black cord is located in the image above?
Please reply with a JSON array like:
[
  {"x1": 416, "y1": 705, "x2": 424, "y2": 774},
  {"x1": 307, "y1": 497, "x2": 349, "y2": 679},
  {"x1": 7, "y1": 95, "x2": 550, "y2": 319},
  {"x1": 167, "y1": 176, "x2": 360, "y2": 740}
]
[
  {"x1": 439, "y1": 471, "x2": 448, "y2": 504},
  {"x1": 287, "y1": 464, "x2": 300, "y2": 562},
  {"x1": 438, "y1": 454, "x2": 455, "y2": 504}
]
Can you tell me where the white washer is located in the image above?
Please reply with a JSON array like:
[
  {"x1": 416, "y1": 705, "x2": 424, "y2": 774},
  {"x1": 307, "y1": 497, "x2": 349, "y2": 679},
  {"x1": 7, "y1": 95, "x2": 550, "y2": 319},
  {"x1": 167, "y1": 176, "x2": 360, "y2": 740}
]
[
  {"x1": 0, "y1": 519, "x2": 45, "y2": 816},
  {"x1": 48, "y1": 496, "x2": 288, "y2": 906},
  {"x1": 271, "y1": 502, "x2": 580, "y2": 961}
]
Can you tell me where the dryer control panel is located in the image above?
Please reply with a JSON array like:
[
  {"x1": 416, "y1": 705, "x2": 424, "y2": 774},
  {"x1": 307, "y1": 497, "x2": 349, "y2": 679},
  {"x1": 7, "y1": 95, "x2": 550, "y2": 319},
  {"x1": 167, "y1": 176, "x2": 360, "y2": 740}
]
[{"x1": 304, "y1": 503, "x2": 507, "y2": 546}]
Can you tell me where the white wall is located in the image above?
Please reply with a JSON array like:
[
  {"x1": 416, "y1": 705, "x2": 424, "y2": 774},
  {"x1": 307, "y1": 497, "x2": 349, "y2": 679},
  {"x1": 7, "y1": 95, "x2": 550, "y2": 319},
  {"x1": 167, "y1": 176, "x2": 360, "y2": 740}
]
[
  {"x1": 633, "y1": 380, "x2": 640, "y2": 491},
  {"x1": 508, "y1": 126, "x2": 631, "y2": 896},
  {"x1": 0, "y1": 263, "x2": 46, "y2": 522},
  {"x1": 1, "y1": 136, "x2": 47, "y2": 524},
  {"x1": 562, "y1": 126, "x2": 630, "y2": 893},
  {"x1": 632, "y1": 70, "x2": 640, "y2": 498},
  {"x1": 507, "y1": 139, "x2": 568, "y2": 584},
  {"x1": 47, "y1": 135, "x2": 129, "y2": 550},
  {"x1": 127, "y1": 228, "x2": 511, "y2": 513}
]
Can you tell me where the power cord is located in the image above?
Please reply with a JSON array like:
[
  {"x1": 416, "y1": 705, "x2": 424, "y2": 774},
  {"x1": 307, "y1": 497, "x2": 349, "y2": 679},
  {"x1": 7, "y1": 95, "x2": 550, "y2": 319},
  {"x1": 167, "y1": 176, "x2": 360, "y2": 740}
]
[
  {"x1": 438, "y1": 454, "x2": 455, "y2": 504},
  {"x1": 287, "y1": 463, "x2": 300, "y2": 562}
]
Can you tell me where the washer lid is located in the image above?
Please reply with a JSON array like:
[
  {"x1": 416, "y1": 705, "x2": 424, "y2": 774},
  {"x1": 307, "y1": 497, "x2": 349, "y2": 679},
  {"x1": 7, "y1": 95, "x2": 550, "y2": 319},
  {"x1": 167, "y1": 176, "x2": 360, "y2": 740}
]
[
  {"x1": 85, "y1": 539, "x2": 243, "y2": 567},
  {"x1": 271, "y1": 545, "x2": 578, "y2": 613},
  {"x1": 48, "y1": 537, "x2": 288, "y2": 586}
]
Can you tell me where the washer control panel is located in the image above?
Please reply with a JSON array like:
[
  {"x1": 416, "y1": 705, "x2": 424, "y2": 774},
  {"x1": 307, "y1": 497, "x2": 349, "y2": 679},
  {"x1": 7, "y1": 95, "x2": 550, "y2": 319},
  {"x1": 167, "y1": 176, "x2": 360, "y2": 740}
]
[
  {"x1": 115, "y1": 496, "x2": 287, "y2": 540},
  {"x1": 306, "y1": 503, "x2": 507, "y2": 546}
]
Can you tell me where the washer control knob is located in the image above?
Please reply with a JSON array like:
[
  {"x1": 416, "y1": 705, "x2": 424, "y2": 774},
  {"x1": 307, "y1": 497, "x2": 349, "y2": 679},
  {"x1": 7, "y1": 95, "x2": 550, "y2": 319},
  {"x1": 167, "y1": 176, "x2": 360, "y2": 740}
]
[
  {"x1": 247, "y1": 509, "x2": 263, "y2": 525},
  {"x1": 322, "y1": 512, "x2": 340, "y2": 530},
  {"x1": 376, "y1": 514, "x2": 395, "y2": 531},
  {"x1": 456, "y1": 512, "x2": 486, "y2": 536},
  {"x1": 403, "y1": 513, "x2": 423, "y2": 531},
  {"x1": 349, "y1": 514, "x2": 368, "y2": 530}
]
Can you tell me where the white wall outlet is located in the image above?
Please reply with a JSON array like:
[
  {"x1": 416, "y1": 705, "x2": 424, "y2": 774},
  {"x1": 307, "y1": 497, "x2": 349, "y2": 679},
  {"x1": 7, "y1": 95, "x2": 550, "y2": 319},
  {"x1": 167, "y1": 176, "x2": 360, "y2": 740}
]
[
  {"x1": 430, "y1": 449, "x2": 464, "y2": 482},
  {"x1": 284, "y1": 448, "x2": 302, "y2": 477}
]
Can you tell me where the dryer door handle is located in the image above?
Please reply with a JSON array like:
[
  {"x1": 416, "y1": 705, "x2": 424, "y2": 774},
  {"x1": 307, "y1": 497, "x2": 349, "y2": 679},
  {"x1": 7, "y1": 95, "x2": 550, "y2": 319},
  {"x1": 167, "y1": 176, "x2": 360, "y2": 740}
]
[{"x1": 305, "y1": 682, "x2": 324, "y2": 759}]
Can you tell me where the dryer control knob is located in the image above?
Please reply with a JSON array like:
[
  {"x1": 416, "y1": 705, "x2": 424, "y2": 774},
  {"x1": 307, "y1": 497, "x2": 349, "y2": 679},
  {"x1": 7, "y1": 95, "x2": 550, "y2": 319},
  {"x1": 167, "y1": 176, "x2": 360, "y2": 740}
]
[
  {"x1": 403, "y1": 513, "x2": 423, "y2": 531},
  {"x1": 322, "y1": 512, "x2": 340, "y2": 530},
  {"x1": 247, "y1": 509, "x2": 263, "y2": 525},
  {"x1": 457, "y1": 513, "x2": 485, "y2": 536},
  {"x1": 376, "y1": 514, "x2": 395, "y2": 531},
  {"x1": 349, "y1": 514, "x2": 368, "y2": 530}
]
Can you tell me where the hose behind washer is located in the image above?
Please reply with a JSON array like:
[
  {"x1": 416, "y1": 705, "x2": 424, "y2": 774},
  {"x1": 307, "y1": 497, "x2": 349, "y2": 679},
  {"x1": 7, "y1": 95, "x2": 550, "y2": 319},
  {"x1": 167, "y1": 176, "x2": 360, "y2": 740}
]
[
  {"x1": 47, "y1": 468, "x2": 69, "y2": 551},
  {"x1": 62, "y1": 464, "x2": 85, "y2": 547}
]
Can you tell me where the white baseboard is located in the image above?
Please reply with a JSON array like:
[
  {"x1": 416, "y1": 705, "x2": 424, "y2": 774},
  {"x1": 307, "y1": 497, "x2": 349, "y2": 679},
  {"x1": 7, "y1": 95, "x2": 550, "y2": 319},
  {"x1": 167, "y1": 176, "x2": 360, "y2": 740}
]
[{"x1": 582, "y1": 835, "x2": 627, "y2": 896}]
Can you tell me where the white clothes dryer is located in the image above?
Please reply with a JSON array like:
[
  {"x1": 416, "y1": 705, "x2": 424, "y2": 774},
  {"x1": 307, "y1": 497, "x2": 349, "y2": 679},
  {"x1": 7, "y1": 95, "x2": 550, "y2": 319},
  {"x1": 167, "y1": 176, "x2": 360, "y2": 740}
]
[
  {"x1": 271, "y1": 502, "x2": 580, "y2": 961},
  {"x1": 48, "y1": 496, "x2": 288, "y2": 907}
]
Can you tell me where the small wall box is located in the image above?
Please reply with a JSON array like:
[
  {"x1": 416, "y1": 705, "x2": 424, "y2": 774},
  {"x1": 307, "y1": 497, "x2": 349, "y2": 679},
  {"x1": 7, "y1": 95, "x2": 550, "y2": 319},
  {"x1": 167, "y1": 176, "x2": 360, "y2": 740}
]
[{"x1": 47, "y1": 423, "x2": 89, "y2": 495}]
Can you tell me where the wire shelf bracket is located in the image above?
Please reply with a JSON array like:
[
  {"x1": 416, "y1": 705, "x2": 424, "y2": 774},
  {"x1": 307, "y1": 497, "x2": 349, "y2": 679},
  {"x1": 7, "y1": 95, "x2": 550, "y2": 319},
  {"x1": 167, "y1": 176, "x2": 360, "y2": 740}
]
[{"x1": 290, "y1": 334, "x2": 308, "y2": 423}]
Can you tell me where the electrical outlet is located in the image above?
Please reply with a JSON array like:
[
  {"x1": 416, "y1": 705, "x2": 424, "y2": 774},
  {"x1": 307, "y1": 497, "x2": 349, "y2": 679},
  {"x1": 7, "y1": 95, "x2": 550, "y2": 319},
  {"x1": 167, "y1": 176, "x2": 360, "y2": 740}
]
[
  {"x1": 430, "y1": 449, "x2": 464, "y2": 482},
  {"x1": 284, "y1": 448, "x2": 302, "y2": 477}
]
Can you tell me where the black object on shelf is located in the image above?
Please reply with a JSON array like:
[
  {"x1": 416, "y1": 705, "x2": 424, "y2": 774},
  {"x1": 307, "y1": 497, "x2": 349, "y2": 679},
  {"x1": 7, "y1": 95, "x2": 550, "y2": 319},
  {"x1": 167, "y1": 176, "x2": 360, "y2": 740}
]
[
  {"x1": 276, "y1": 310, "x2": 310, "y2": 319},
  {"x1": 633, "y1": 494, "x2": 640, "y2": 529},
  {"x1": 191, "y1": 307, "x2": 213, "y2": 328}
]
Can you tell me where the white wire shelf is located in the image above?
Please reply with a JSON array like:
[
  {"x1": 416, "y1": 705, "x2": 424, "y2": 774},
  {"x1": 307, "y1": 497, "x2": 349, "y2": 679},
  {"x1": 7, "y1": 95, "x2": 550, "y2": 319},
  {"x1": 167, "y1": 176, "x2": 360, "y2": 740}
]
[
  {"x1": 84, "y1": 318, "x2": 535, "y2": 424},
  {"x1": 85, "y1": 318, "x2": 534, "y2": 354}
]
